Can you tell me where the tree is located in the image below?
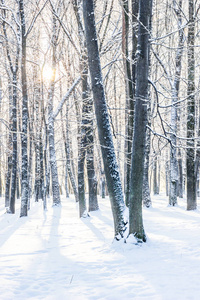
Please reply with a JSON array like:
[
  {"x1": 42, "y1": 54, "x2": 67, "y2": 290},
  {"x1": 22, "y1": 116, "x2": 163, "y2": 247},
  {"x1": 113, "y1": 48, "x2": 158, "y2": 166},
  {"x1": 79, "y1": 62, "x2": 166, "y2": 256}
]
[
  {"x1": 169, "y1": 0, "x2": 184, "y2": 206},
  {"x1": 121, "y1": 0, "x2": 136, "y2": 207},
  {"x1": 19, "y1": 0, "x2": 29, "y2": 217},
  {"x1": 19, "y1": 0, "x2": 48, "y2": 215},
  {"x1": 129, "y1": 0, "x2": 152, "y2": 243},
  {"x1": 72, "y1": 0, "x2": 98, "y2": 217},
  {"x1": 83, "y1": 0, "x2": 126, "y2": 239},
  {"x1": 47, "y1": 8, "x2": 61, "y2": 207},
  {"x1": 1, "y1": 0, "x2": 20, "y2": 213},
  {"x1": 186, "y1": 0, "x2": 196, "y2": 210}
]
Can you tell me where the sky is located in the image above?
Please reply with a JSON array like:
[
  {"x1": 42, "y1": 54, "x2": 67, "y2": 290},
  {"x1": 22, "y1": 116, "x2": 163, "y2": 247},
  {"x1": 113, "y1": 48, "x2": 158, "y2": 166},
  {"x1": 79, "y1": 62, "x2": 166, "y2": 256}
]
[{"x1": 0, "y1": 193, "x2": 200, "y2": 300}]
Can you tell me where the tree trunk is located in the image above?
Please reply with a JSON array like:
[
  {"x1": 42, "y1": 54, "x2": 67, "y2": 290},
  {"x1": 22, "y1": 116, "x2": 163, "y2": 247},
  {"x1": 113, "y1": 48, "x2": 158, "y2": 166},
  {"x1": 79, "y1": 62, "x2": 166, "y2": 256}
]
[
  {"x1": 96, "y1": 145, "x2": 106, "y2": 198},
  {"x1": 78, "y1": 54, "x2": 89, "y2": 217},
  {"x1": 9, "y1": 72, "x2": 18, "y2": 214},
  {"x1": 187, "y1": 0, "x2": 196, "y2": 210},
  {"x1": 129, "y1": 0, "x2": 152, "y2": 243},
  {"x1": 0, "y1": 77, "x2": 2, "y2": 198},
  {"x1": 143, "y1": 126, "x2": 151, "y2": 207},
  {"x1": 122, "y1": 0, "x2": 136, "y2": 207},
  {"x1": 63, "y1": 101, "x2": 79, "y2": 202},
  {"x1": 83, "y1": 0, "x2": 126, "y2": 239},
  {"x1": 1, "y1": 2, "x2": 20, "y2": 212},
  {"x1": 19, "y1": 0, "x2": 29, "y2": 217},
  {"x1": 169, "y1": 0, "x2": 184, "y2": 206},
  {"x1": 78, "y1": 145, "x2": 87, "y2": 217},
  {"x1": 48, "y1": 15, "x2": 61, "y2": 206},
  {"x1": 165, "y1": 154, "x2": 169, "y2": 197},
  {"x1": 73, "y1": 0, "x2": 98, "y2": 214},
  {"x1": 178, "y1": 149, "x2": 183, "y2": 198},
  {"x1": 153, "y1": 155, "x2": 159, "y2": 195},
  {"x1": 87, "y1": 101, "x2": 98, "y2": 211},
  {"x1": 65, "y1": 161, "x2": 69, "y2": 198},
  {"x1": 28, "y1": 133, "x2": 33, "y2": 209},
  {"x1": 5, "y1": 89, "x2": 12, "y2": 207}
]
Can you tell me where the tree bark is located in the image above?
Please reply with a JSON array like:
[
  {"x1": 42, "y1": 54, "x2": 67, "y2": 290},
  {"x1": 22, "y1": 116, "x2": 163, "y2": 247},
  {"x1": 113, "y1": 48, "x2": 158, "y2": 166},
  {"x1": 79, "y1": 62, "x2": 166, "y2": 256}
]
[
  {"x1": 86, "y1": 99, "x2": 98, "y2": 211},
  {"x1": 187, "y1": 0, "x2": 196, "y2": 210},
  {"x1": 178, "y1": 149, "x2": 183, "y2": 198},
  {"x1": 169, "y1": 0, "x2": 184, "y2": 206},
  {"x1": 64, "y1": 102, "x2": 79, "y2": 202},
  {"x1": 47, "y1": 15, "x2": 61, "y2": 206},
  {"x1": 153, "y1": 155, "x2": 159, "y2": 195},
  {"x1": 19, "y1": 0, "x2": 29, "y2": 217},
  {"x1": 9, "y1": 72, "x2": 18, "y2": 214},
  {"x1": 5, "y1": 83, "x2": 13, "y2": 208},
  {"x1": 143, "y1": 126, "x2": 151, "y2": 207},
  {"x1": 122, "y1": 0, "x2": 136, "y2": 207},
  {"x1": 83, "y1": 0, "x2": 126, "y2": 239},
  {"x1": 129, "y1": 0, "x2": 152, "y2": 242},
  {"x1": 1, "y1": 1, "x2": 20, "y2": 213}
]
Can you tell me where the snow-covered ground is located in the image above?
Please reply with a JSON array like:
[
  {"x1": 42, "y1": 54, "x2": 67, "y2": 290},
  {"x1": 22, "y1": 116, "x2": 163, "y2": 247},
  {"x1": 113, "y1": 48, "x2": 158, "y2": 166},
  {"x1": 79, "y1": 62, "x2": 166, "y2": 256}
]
[{"x1": 0, "y1": 193, "x2": 200, "y2": 300}]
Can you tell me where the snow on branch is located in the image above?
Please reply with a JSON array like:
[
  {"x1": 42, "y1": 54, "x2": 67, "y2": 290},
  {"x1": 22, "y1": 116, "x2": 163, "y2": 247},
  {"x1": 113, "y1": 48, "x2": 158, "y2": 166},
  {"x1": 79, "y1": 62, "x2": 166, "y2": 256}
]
[
  {"x1": 26, "y1": 0, "x2": 49, "y2": 37},
  {"x1": 53, "y1": 76, "x2": 81, "y2": 120}
]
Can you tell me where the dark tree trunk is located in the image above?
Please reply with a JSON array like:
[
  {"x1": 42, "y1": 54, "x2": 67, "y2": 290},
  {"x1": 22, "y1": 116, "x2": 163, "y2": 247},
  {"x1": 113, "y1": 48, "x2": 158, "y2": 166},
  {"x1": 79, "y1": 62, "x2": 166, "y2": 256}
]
[
  {"x1": 39, "y1": 138, "x2": 44, "y2": 200},
  {"x1": 165, "y1": 158, "x2": 169, "y2": 197},
  {"x1": 78, "y1": 53, "x2": 89, "y2": 217},
  {"x1": 5, "y1": 137, "x2": 12, "y2": 207},
  {"x1": 0, "y1": 78, "x2": 2, "y2": 198},
  {"x1": 34, "y1": 143, "x2": 40, "y2": 203},
  {"x1": 178, "y1": 149, "x2": 183, "y2": 198},
  {"x1": 73, "y1": 0, "x2": 98, "y2": 214},
  {"x1": 143, "y1": 126, "x2": 151, "y2": 207},
  {"x1": 129, "y1": 0, "x2": 152, "y2": 243},
  {"x1": 86, "y1": 99, "x2": 98, "y2": 211},
  {"x1": 28, "y1": 133, "x2": 33, "y2": 209},
  {"x1": 63, "y1": 102, "x2": 79, "y2": 202},
  {"x1": 101, "y1": 171, "x2": 106, "y2": 198},
  {"x1": 43, "y1": 132, "x2": 49, "y2": 210},
  {"x1": 122, "y1": 0, "x2": 136, "y2": 207},
  {"x1": 2, "y1": 2, "x2": 20, "y2": 212},
  {"x1": 5, "y1": 87, "x2": 12, "y2": 206},
  {"x1": 48, "y1": 15, "x2": 61, "y2": 206},
  {"x1": 65, "y1": 161, "x2": 69, "y2": 198},
  {"x1": 9, "y1": 72, "x2": 18, "y2": 214},
  {"x1": 78, "y1": 146, "x2": 87, "y2": 217},
  {"x1": 16, "y1": 175, "x2": 20, "y2": 199},
  {"x1": 79, "y1": 55, "x2": 98, "y2": 215},
  {"x1": 153, "y1": 155, "x2": 159, "y2": 195},
  {"x1": 83, "y1": 0, "x2": 126, "y2": 239},
  {"x1": 169, "y1": 0, "x2": 184, "y2": 206},
  {"x1": 97, "y1": 145, "x2": 106, "y2": 198},
  {"x1": 87, "y1": 156, "x2": 98, "y2": 211},
  {"x1": 187, "y1": 0, "x2": 196, "y2": 210},
  {"x1": 19, "y1": 0, "x2": 29, "y2": 217},
  {"x1": 44, "y1": 115, "x2": 50, "y2": 202},
  {"x1": 34, "y1": 90, "x2": 40, "y2": 203}
]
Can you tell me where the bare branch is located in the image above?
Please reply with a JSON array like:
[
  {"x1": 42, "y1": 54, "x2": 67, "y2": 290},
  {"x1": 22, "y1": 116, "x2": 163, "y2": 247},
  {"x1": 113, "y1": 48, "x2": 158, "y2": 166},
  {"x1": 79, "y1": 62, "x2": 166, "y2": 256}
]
[{"x1": 53, "y1": 76, "x2": 81, "y2": 119}]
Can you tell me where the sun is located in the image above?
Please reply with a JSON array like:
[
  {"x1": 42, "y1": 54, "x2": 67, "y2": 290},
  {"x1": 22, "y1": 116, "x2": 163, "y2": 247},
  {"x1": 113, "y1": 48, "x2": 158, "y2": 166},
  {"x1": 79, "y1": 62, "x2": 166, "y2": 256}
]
[{"x1": 42, "y1": 66, "x2": 55, "y2": 82}]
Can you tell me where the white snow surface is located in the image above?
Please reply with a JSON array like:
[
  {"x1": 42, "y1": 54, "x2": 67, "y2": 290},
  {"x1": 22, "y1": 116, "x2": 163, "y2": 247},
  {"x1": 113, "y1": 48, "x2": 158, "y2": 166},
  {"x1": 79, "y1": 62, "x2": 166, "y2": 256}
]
[{"x1": 1, "y1": 194, "x2": 200, "y2": 300}]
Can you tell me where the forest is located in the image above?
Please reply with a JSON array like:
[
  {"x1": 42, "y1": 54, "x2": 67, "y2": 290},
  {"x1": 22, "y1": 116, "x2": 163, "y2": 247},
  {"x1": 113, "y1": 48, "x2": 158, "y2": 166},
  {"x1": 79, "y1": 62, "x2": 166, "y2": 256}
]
[
  {"x1": 0, "y1": 0, "x2": 200, "y2": 243},
  {"x1": 1, "y1": 0, "x2": 200, "y2": 299}
]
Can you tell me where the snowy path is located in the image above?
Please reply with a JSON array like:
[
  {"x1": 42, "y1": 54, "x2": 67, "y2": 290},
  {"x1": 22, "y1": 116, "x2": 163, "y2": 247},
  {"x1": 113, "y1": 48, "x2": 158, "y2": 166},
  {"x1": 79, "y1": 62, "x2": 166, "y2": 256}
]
[{"x1": 0, "y1": 195, "x2": 200, "y2": 300}]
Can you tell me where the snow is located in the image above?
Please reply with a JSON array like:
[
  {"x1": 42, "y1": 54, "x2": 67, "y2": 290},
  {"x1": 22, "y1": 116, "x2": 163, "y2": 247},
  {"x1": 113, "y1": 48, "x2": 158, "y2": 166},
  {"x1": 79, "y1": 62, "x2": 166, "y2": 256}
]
[{"x1": 1, "y1": 194, "x2": 200, "y2": 300}]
